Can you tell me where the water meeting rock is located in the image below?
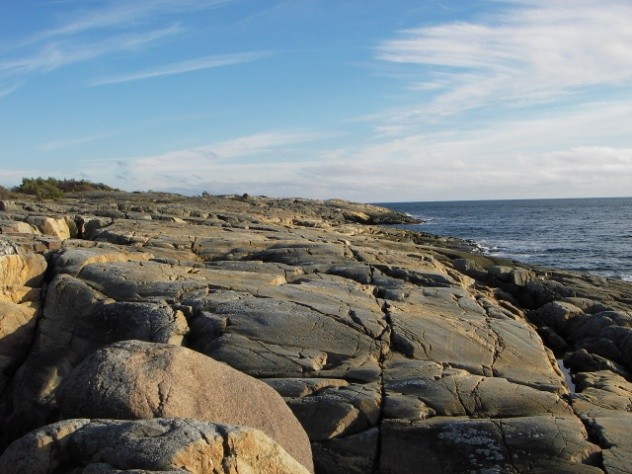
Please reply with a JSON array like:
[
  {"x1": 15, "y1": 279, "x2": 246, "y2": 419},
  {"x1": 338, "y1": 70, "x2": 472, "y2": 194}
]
[{"x1": 1, "y1": 190, "x2": 631, "y2": 472}]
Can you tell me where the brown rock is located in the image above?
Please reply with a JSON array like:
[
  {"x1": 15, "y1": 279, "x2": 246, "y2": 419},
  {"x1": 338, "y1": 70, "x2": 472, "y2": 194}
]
[
  {"x1": 0, "y1": 301, "x2": 39, "y2": 394},
  {"x1": 56, "y1": 340, "x2": 314, "y2": 472},
  {"x1": 0, "y1": 418, "x2": 310, "y2": 473},
  {"x1": 0, "y1": 253, "x2": 47, "y2": 304}
]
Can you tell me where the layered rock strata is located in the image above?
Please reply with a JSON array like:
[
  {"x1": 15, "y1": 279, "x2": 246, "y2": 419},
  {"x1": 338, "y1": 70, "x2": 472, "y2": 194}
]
[{"x1": 0, "y1": 191, "x2": 630, "y2": 473}]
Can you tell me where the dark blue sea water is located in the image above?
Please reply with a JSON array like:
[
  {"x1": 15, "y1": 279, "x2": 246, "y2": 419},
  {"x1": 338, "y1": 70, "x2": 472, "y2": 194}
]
[{"x1": 378, "y1": 197, "x2": 632, "y2": 282}]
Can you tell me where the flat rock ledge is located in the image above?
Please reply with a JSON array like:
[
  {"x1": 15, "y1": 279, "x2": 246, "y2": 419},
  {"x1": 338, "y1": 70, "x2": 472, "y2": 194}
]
[{"x1": 1, "y1": 191, "x2": 631, "y2": 473}]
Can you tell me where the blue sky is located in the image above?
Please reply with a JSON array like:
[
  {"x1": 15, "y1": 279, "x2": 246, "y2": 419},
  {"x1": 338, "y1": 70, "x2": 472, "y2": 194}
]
[{"x1": 1, "y1": 0, "x2": 632, "y2": 202}]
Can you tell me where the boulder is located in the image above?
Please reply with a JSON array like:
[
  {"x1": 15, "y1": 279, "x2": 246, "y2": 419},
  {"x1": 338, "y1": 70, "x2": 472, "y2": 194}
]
[
  {"x1": 0, "y1": 418, "x2": 310, "y2": 474},
  {"x1": 0, "y1": 275, "x2": 189, "y2": 447},
  {"x1": 55, "y1": 340, "x2": 314, "y2": 472},
  {"x1": 531, "y1": 301, "x2": 584, "y2": 333}
]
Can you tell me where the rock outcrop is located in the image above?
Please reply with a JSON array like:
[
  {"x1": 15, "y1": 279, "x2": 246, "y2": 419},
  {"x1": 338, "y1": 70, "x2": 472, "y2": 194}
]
[
  {"x1": 0, "y1": 191, "x2": 631, "y2": 473},
  {"x1": 0, "y1": 418, "x2": 309, "y2": 474},
  {"x1": 56, "y1": 340, "x2": 313, "y2": 472}
]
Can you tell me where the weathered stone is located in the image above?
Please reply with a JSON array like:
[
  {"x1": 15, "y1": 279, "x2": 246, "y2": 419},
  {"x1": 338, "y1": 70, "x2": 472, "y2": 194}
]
[
  {"x1": 0, "y1": 253, "x2": 47, "y2": 303},
  {"x1": 0, "y1": 201, "x2": 18, "y2": 212},
  {"x1": 55, "y1": 340, "x2": 314, "y2": 472},
  {"x1": 75, "y1": 214, "x2": 113, "y2": 239},
  {"x1": 488, "y1": 265, "x2": 534, "y2": 286},
  {"x1": 25, "y1": 216, "x2": 71, "y2": 240},
  {"x1": 312, "y1": 428, "x2": 379, "y2": 474},
  {"x1": 531, "y1": 300, "x2": 585, "y2": 332},
  {"x1": 0, "y1": 301, "x2": 39, "y2": 394},
  {"x1": 189, "y1": 285, "x2": 385, "y2": 381},
  {"x1": 0, "y1": 273, "x2": 188, "y2": 447},
  {"x1": 380, "y1": 416, "x2": 602, "y2": 473},
  {"x1": 51, "y1": 246, "x2": 152, "y2": 276},
  {"x1": 0, "y1": 219, "x2": 38, "y2": 235},
  {"x1": 2, "y1": 191, "x2": 632, "y2": 472},
  {"x1": 388, "y1": 297, "x2": 563, "y2": 392},
  {"x1": 452, "y1": 257, "x2": 488, "y2": 280},
  {"x1": 271, "y1": 379, "x2": 381, "y2": 440},
  {"x1": 0, "y1": 238, "x2": 17, "y2": 256},
  {"x1": 565, "y1": 348, "x2": 630, "y2": 379},
  {"x1": 384, "y1": 359, "x2": 570, "y2": 419},
  {"x1": 584, "y1": 415, "x2": 632, "y2": 474},
  {"x1": 0, "y1": 418, "x2": 309, "y2": 474}
]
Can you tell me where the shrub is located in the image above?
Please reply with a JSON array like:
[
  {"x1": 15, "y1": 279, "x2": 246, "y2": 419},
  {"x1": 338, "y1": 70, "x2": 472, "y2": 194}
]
[
  {"x1": 15, "y1": 177, "x2": 64, "y2": 200},
  {"x1": 55, "y1": 178, "x2": 115, "y2": 193},
  {"x1": 0, "y1": 184, "x2": 14, "y2": 200},
  {"x1": 12, "y1": 177, "x2": 116, "y2": 200}
]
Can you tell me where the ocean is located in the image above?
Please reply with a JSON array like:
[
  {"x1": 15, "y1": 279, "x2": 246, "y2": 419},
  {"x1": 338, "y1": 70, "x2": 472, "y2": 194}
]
[{"x1": 378, "y1": 197, "x2": 632, "y2": 282}]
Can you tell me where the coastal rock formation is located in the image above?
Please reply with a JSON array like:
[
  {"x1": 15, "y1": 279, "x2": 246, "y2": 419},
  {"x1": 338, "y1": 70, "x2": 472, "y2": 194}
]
[
  {"x1": 0, "y1": 418, "x2": 309, "y2": 473},
  {"x1": 56, "y1": 340, "x2": 314, "y2": 472},
  {"x1": 0, "y1": 191, "x2": 631, "y2": 473}
]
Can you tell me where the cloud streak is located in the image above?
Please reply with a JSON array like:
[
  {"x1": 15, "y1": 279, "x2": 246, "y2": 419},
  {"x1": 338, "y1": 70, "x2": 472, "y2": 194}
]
[
  {"x1": 75, "y1": 130, "x2": 333, "y2": 194},
  {"x1": 1, "y1": 25, "x2": 182, "y2": 79},
  {"x1": 0, "y1": 0, "x2": 238, "y2": 98},
  {"x1": 90, "y1": 51, "x2": 273, "y2": 86},
  {"x1": 9, "y1": 0, "x2": 234, "y2": 48},
  {"x1": 375, "y1": 0, "x2": 632, "y2": 130},
  {"x1": 68, "y1": 99, "x2": 632, "y2": 201}
]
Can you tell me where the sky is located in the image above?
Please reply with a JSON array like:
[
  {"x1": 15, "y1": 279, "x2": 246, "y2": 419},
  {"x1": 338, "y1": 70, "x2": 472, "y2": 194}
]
[{"x1": 1, "y1": 0, "x2": 632, "y2": 202}]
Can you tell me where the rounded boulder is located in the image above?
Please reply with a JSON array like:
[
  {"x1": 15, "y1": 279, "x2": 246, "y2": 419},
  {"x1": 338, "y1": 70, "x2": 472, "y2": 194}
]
[{"x1": 55, "y1": 340, "x2": 313, "y2": 472}]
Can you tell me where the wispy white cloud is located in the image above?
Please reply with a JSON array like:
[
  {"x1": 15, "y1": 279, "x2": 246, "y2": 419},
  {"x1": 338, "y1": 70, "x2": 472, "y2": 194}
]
[
  {"x1": 375, "y1": 0, "x2": 632, "y2": 130},
  {"x1": 1, "y1": 25, "x2": 182, "y2": 79},
  {"x1": 0, "y1": 0, "x2": 238, "y2": 98},
  {"x1": 68, "y1": 100, "x2": 632, "y2": 201},
  {"x1": 0, "y1": 82, "x2": 21, "y2": 99},
  {"x1": 8, "y1": 0, "x2": 233, "y2": 48},
  {"x1": 77, "y1": 130, "x2": 334, "y2": 194},
  {"x1": 308, "y1": 100, "x2": 632, "y2": 200},
  {"x1": 89, "y1": 51, "x2": 273, "y2": 86}
]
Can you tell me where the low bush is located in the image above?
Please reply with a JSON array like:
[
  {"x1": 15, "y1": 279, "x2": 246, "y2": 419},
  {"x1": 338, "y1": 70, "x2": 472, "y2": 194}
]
[{"x1": 12, "y1": 177, "x2": 116, "y2": 200}]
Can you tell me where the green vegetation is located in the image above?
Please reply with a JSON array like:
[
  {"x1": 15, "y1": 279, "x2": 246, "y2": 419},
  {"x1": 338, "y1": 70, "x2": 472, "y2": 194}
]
[
  {"x1": 8, "y1": 177, "x2": 117, "y2": 200},
  {"x1": 0, "y1": 184, "x2": 15, "y2": 200}
]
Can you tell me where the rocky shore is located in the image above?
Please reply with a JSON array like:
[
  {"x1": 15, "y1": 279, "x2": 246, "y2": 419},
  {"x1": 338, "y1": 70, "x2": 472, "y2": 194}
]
[{"x1": 0, "y1": 191, "x2": 631, "y2": 473}]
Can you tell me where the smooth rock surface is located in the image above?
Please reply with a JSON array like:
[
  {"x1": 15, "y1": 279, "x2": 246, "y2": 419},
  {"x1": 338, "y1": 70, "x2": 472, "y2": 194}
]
[{"x1": 56, "y1": 340, "x2": 314, "y2": 473}]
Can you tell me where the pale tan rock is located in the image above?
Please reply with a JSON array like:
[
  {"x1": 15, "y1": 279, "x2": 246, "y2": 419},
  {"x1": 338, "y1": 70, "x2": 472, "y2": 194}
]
[
  {"x1": 52, "y1": 246, "x2": 152, "y2": 276},
  {"x1": 0, "y1": 301, "x2": 39, "y2": 393},
  {"x1": 0, "y1": 254, "x2": 47, "y2": 303},
  {"x1": 0, "y1": 219, "x2": 38, "y2": 235},
  {"x1": 56, "y1": 340, "x2": 314, "y2": 472},
  {"x1": 25, "y1": 216, "x2": 71, "y2": 240},
  {"x1": 1, "y1": 273, "x2": 189, "y2": 445},
  {"x1": 0, "y1": 418, "x2": 310, "y2": 474},
  {"x1": 383, "y1": 355, "x2": 570, "y2": 420}
]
